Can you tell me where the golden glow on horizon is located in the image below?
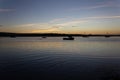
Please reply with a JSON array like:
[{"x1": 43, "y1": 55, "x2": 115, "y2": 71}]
[
  {"x1": 0, "y1": 16, "x2": 120, "y2": 34},
  {"x1": 0, "y1": 25, "x2": 120, "y2": 34},
  {"x1": 0, "y1": 29, "x2": 119, "y2": 34}
]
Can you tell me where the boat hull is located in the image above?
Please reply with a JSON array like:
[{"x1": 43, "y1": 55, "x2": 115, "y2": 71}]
[{"x1": 63, "y1": 38, "x2": 74, "y2": 40}]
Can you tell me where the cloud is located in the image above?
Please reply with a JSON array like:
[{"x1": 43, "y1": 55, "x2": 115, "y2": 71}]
[
  {"x1": 16, "y1": 15, "x2": 120, "y2": 28},
  {"x1": 70, "y1": 5, "x2": 106, "y2": 11},
  {"x1": 103, "y1": 0, "x2": 120, "y2": 7},
  {"x1": 53, "y1": 15, "x2": 120, "y2": 27},
  {"x1": 70, "y1": 5, "x2": 107, "y2": 11},
  {"x1": 17, "y1": 23, "x2": 52, "y2": 28},
  {"x1": 0, "y1": 9, "x2": 14, "y2": 12},
  {"x1": 14, "y1": 23, "x2": 62, "y2": 33},
  {"x1": 17, "y1": 22, "x2": 64, "y2": 29},
  {"x1": 19, "y1": 24, "x2": 37, "y2": 27},
  {"x1": 57, "y1": 20, "x2": 88, "y2": 26},
  {"x1": 84, "y1": 16, "x2": 120, "y2": 20},
  {"x1": 32, "y1": 26, "x2": 61, "y2": 33},
  {"x1": 82, "y1": 5, "x2": 107, "y2": 10},
  {"x1": 72, "y1": 26, "x2": 78, "y2": 27},
  {"x1": 12, "y1": 15, "x2": 120, "y2": 33},
  {"x1": 49, "y1": 18, "x2": 66, "y2": 23},
  {"x1": 49, "y1": 17, "x2": 73, "y2": 24},
  {"x1": 70, "y1": 0, "x2": 120, "y2": 11},
  {"x1": 0, "y1": 25, "x2": 3, "y2": 27}
]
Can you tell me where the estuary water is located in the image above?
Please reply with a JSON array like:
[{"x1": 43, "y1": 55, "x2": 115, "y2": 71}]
[{"x1": 0, "y1": 37, "x2": 120, "y2": 80}]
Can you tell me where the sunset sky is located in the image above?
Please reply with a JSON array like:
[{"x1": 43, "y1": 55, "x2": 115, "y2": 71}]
[{"x1": 0, "y1": 0, "x2": 120, "y2": 34}]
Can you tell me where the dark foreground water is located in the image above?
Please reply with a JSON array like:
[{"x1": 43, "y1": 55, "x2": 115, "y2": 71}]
[{"x1": 0, "y1": 37, "x2": 120, "y2": 80}]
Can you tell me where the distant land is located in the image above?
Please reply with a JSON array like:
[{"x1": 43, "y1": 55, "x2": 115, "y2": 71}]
[{"x1": 0, "y1": 32, "x2": 120, "y2": 38}]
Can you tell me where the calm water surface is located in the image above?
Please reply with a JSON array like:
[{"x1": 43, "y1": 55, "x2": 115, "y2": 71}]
[{"x1": 0, "y1": 37, "x2": 120, "y2": 80}]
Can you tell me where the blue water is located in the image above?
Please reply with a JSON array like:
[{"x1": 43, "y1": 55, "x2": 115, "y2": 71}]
[{"x1": 0, "y1": 37, "x2": 120, "y2": 80}]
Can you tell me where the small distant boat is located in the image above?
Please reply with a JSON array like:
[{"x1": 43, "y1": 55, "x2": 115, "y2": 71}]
[
  {"x1": 63, "y1": 37, "x2": 74, "y2": 40},
  {"x1": 42, "y1": 36, "x2": 47, "y2": 38},
  {"x1": 10, "y1": 35, "x2": 16, "y2": 38},
  {"x1": 82, "y1": 35, "x2": 89, "y2": 38},
  {"x1": 105, "y1": 35, "x2": 110, "y2": 38}
]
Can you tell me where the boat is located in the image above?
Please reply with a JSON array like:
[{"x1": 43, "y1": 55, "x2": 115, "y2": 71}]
[
  {"x1": 105, "y1": 35, "x2": 110, "y2": 38},
  {"x1": 42, "y1": 36, "x2": 47, "y2": 38},
  {"x1": 10, "y1": 35, "x2": 16, "y2": 38},
  {"x1": 63, "y1": 37, "x2": 74, "y2": 40},
  {"x1": 63, "y1": 36, "x2": 74, "y2": 40}
]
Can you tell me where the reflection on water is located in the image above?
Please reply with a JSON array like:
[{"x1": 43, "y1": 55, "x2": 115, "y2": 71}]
[{"x1": 0, "y1": 37, "x2": 120, "y2": 80}]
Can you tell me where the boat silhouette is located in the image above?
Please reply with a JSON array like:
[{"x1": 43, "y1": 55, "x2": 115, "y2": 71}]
[{"x1": 63, "y1": 36, "x2": 74, "y2": 40}]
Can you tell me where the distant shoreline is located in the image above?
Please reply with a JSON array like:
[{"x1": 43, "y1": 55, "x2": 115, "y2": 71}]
[{"x1": 0, "y1": 32, "x2": 120, "y2": 37}]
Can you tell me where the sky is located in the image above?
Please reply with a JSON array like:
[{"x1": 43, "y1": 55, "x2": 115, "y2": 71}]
[{"x1": 0, "y1": 0, "x2": 120, "y2": 34}]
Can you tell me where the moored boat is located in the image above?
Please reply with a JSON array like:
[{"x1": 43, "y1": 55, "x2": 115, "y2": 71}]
[{"x1": 63, "y1": 37, "x2": 74, "y2": 40}]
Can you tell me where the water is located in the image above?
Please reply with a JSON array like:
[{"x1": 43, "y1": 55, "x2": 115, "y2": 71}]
[{"x1": 0, "y1": 37, "x2": 120, "y2": 80}]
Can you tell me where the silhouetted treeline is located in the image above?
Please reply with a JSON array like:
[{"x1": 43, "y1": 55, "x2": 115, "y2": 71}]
[{"x1": 0, "y1": 32, "x2": 120, "y2": 37}]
